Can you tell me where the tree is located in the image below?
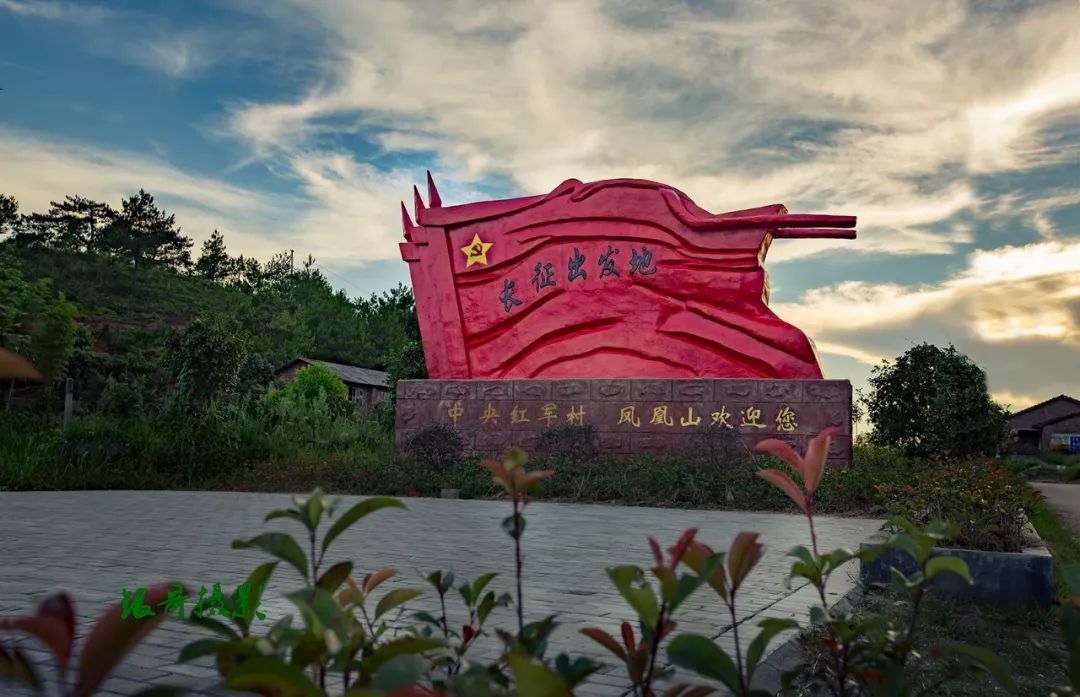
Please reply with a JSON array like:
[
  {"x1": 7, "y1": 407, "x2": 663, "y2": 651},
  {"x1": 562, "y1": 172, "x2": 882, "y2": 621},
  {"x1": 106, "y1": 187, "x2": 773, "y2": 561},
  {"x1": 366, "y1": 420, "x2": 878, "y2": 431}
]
[
  {"x1": 20, "y1": 196, "x2": 115, "y2": 252},
  {"x1": 0, "y1": 194, "x2": 18, "y2": 238},
  {"x1": 101, "y1": 190, "x2": 193, "y2": 282},
  {"x1": 282, "y1": 364, "x2": 347, "y2": 403},
  {"x1": 194, "y1": 230, "x2": 234, "y2": 286},
  {"x1": 865, "y1": 343, "x2": 1008, "y2": 458},
  {"x1": 22, "y1": 285, "x2": 77, "y2": 387},
  {"x1": 168, "y1": 315, "x2": 247, "y2": 407}
]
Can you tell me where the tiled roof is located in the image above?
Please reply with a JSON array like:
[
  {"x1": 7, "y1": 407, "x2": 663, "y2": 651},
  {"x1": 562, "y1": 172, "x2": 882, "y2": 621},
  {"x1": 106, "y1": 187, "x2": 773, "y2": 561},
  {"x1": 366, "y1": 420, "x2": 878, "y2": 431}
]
[{"x1": 280, "y1": 358, "x2": 389, "y2": 388}]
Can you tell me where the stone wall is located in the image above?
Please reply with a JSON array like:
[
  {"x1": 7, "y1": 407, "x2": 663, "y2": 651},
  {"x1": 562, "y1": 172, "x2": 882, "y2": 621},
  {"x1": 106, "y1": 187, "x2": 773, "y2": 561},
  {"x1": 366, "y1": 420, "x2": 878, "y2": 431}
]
[{"x1": 395, "y1": 378, "x2": 852, "y2": 466}]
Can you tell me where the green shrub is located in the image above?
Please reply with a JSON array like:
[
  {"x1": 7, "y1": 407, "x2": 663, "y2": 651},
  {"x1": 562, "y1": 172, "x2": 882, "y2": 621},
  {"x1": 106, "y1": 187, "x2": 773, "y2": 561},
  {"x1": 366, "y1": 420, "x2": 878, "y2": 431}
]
[
  {"x1": 876, "y1": 459, "x2": 1031, "y2": 552},
  {"x1": 404, "y1": 424, "x2": 466, "y2": 487}
]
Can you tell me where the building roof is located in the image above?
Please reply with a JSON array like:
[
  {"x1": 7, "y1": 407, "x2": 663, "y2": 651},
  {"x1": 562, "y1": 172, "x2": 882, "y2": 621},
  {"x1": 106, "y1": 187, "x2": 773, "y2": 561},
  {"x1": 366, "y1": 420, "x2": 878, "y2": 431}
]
[
  {"x1": 1034, "y1": 410, "x2": 1080, "y2": 429},
  {"x1": 1007, "y1": 394, "x2": 1080, "y2": 420},
  {"x1": 277, "y1": 358, "x2": 388, "y2": 388}
]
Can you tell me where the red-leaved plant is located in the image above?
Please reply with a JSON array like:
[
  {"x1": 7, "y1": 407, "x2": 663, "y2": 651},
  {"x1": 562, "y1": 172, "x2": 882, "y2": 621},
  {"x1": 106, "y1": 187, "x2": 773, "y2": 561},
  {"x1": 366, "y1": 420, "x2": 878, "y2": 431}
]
[{"x1": 0, "y1": 583, "x2": 187, "y2": 696}]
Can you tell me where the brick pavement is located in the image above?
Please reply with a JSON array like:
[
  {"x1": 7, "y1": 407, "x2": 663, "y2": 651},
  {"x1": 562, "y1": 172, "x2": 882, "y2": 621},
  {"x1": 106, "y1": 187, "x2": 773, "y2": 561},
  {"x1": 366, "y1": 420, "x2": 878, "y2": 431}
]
[{"x1": 0, "y1": 492, "x2": 882, "y2": 695}]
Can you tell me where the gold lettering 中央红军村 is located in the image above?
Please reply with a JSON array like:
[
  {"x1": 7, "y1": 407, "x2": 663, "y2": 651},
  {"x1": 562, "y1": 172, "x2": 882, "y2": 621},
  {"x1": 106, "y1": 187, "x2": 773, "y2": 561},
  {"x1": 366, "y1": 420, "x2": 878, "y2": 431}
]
[
  {"x1": 447, "y1": 402, "x2": 464, "y2": 426},
  {"x1": 539, "y1": 403, "x2": 558, "y2": 426},
  {"x1": 566, "y1": 405, "x2": 586, "y2": 425},
  {"x1": 480, "y1": 403, "x2": 499, "y2": 425},
  {"x1": 510, "y1": 405, "x2": 530, "y2": 424}
]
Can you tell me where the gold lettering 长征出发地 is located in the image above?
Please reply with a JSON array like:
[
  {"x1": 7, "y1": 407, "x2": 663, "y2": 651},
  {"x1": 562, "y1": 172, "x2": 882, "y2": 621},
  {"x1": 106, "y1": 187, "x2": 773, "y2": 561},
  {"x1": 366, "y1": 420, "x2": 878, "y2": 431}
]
[{"x1": 618, "y1": 405, "x2": 641, "y2": 427}]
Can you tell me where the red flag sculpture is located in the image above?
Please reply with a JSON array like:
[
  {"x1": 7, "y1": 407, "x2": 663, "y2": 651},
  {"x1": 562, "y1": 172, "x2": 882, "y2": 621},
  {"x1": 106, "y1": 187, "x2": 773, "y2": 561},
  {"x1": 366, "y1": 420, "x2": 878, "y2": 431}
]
[{"x1": 400, "y1": 176, "x2": 855, "y2": 380}]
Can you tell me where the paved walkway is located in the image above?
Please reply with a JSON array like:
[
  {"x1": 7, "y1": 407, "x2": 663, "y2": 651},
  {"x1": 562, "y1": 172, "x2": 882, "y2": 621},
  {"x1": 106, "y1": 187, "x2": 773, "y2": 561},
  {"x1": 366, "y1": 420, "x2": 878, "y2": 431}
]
[
  {"x1": 1035, "y1": 482, "x2": 1080, "y2": 534},
  {"x1": 0, "y1": 492, "x2": 882, "y2": 696}
]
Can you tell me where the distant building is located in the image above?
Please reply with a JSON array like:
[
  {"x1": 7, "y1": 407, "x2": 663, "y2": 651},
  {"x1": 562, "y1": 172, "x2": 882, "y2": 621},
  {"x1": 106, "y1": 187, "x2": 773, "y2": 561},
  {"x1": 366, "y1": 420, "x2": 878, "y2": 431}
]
[
  {"x1": 1007, "y1": 394, "x2": 1080, "y2": 453},
  {"x1": 274, "y1": 358, "x2": 389, "y2": 410}
]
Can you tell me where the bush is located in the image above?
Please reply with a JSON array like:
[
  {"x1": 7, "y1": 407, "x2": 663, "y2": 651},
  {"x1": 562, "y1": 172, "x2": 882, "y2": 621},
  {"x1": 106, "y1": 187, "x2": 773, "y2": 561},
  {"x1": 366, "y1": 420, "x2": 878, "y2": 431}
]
[
  {"x1": 876, "y1": 459, "x2": 1031, "y2": 552},
  {"x1": 281, "y1": 364, "x2": 351, "y2": 418},
  {"x1": 404, "y1": 424, "x2": 466, "y2": 486},
  {"x1": 685, "y1": 422, "x2": 751, "y2": 472},
  {"x1": 96, "y1": 375, "x2": 144, "y2": 418}
]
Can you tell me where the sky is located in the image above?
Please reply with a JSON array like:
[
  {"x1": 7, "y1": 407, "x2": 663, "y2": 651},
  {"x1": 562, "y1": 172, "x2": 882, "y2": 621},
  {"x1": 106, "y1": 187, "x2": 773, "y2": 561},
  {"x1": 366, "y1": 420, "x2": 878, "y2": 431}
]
[{"x1": 1, "y1": 0, "x2": 1078, "y2": 410}]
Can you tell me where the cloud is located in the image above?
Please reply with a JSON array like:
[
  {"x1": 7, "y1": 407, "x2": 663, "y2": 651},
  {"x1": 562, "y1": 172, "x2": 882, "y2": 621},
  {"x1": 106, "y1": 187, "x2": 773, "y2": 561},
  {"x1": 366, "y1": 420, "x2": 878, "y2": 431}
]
[
  {"x1": 214, "y1": 0, "x2": 1079, "y2": 265},
  {"x1": 0, "y1": 0, "x2": 109, "y2": 24}
]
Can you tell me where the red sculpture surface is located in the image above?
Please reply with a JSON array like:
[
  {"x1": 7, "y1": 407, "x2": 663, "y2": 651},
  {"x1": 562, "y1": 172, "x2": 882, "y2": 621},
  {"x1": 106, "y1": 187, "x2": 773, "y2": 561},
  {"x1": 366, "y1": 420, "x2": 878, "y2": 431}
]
[{"x1": 399, "y1": 175, "x2": 856, "y2": 380}]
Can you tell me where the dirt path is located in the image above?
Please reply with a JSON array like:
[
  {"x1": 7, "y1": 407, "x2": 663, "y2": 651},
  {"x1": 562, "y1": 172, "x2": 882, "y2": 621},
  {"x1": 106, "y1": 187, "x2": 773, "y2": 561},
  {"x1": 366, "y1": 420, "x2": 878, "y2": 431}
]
[{"x1": 1035, "y1": 482, "x2": 1080, "y2": 535}]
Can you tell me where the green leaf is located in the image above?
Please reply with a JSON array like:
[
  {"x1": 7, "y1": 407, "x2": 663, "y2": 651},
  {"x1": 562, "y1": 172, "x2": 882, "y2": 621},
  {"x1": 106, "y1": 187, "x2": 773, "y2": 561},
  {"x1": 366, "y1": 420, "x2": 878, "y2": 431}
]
[
  {"x1": 371, "y1": 653, "x2": 426, "y2": 690},
  {"x1": 375, "y1": 588, "x2": 423, "y2": 621},
  {"x1": 264, "y1": 509, "x2": 302, "y2": 524},
  {"x1": 232, "y1": 533, "x2": 308, "y2": 581},
  {"x1": 321, "y1": 497, "x2": 406, "y2": 554},
  {"x1": 285, "y1": 588, "x2": 347, "y2": 638},
  {"x1": 178, "y1": 638, "x2": 223, "y2": 663},
  {"x1": 472, "y1": 573, "x2": 499, "y2": 602},
  {"x1": 231, "y1": 561, "x2": 276, "y2": 636},
  {"x1": 186, "y1": 614, "x2": 240, "y2": 641},
  {"x1": 887, "y1": 533, "x2": 925, "y2": 565},
  {"x1": 669, "y1": 573, "x2": 704, "y2": 613},
  {"x1": 925, "y1": 555, "x2": 972, "y2": 584},
  {"x1": 667, "y1": 634, "x2": 741, "y2": 693},
  {"x1": 501, "y1": 514, "x2": 526, "y2": 539},
  {"x1": 607, "y1": 566, "x2": 659, "y2": 627},
  {"x1": 316, "y1": 561, "x2": 354, "y2": 592},
  {"x1": 221, "y1": 655, "x2": 323, "y2": 697},
  {"x1": 746, "y1": 618, "x2": 799, "y2": 680},
  {"x1": 360, "y1": 637, "x2": 444, "y2": 677},
  {"x1": 300, "y1": 490, "x2": 325, "y2": 532},
  {"x1": 507, "y1": 653, "x2": 570, "y2": 697}
]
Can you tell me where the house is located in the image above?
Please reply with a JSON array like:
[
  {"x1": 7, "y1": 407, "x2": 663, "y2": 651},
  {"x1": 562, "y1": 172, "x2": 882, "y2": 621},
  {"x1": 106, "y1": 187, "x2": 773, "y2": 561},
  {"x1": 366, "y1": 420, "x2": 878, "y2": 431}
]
[
  {"x1": 1007, "y1": 394, "x2": 1080, "y2": 453},
  {"x1": 274, "y1": 358, "x2": 390, "y2": 410}
]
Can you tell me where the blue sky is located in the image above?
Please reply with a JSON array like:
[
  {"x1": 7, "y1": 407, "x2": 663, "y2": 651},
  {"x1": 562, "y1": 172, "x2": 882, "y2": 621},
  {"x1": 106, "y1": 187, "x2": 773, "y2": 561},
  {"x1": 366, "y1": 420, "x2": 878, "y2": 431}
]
[{"x1": 1, "y1": 0, "x2": 1078, "y2": 408}]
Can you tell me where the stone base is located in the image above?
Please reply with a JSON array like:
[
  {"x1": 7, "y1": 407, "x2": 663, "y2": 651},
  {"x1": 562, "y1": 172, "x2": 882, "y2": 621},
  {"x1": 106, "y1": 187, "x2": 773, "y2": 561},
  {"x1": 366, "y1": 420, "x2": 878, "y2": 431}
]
[{"x1": 395, "y1": 378, "x2": 852, "y2": 466}]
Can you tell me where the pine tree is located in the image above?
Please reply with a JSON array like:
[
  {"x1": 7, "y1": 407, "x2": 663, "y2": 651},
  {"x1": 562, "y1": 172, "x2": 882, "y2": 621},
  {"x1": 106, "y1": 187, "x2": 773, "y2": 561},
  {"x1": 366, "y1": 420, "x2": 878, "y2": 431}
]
[
  {"x1": 194, "y1": 230, "x2": 233, "y2": 286},
  {"x1": 101, "y1": 190, "x2": 193, "y2": 286}
]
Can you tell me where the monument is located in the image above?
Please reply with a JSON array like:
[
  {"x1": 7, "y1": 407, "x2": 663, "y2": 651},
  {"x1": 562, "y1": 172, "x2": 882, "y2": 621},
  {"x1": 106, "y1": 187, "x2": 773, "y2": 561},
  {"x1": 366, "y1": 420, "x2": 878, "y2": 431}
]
[{"x1": 396, "y1": 174, "x2": 856, "y2": 465}]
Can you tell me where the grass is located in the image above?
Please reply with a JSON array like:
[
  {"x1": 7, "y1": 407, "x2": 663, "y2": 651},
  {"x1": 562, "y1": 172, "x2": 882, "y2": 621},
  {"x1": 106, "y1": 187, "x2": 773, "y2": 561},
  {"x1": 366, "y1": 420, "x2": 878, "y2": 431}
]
[
  {"x1": 1028, "y1": 495, "x2": 1080, "y2": 603},
  {"x1": 807, "y1": 589, "x2": 1069, "y2": 696}
]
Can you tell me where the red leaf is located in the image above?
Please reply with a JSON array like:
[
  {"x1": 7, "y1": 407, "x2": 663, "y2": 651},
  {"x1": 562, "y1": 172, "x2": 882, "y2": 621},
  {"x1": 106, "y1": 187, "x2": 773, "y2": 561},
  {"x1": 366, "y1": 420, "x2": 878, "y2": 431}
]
[
  {"x1": 581, "y1": 627, "x2": 629, "y2": 662},
  {"x1": 648, "y1": 537, "x2": 664, "y2": 567},
  {"x1": 727, "y1": 532, "x2": 763, "y2": 592},
  {"x1": 802, "y1": 427, "x2": 839, "y2": 495},
  {"x1": 0, "y1": 593, "x2": 76, "y2": 676},
  {"x1": 756, "y1": 469, "x2": 808, "y2": 513},
  {"x1": 75, "y1": 583, "x2": 185, "y2": 697},
  {"x1": 621, "y1": 621, "x2": 636, "y2": 653},
  {"x1": 752, "y1": 438, "x2": 806, "y2": 479},
  {"x1": 670, "y1": 528, "x2": 698, "y2": 565},
  {"x1": 462, "y1": 625, "x2": 475, "y2": 644}
]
